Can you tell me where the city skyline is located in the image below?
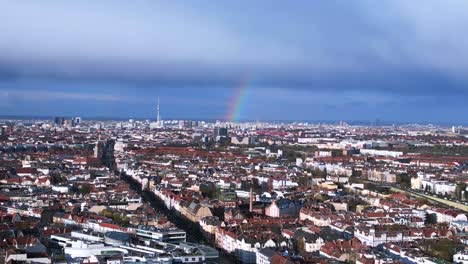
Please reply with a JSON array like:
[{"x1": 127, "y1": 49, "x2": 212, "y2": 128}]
[{"x1": 1, "y1": 1, "x2": 468, "y2": 123}]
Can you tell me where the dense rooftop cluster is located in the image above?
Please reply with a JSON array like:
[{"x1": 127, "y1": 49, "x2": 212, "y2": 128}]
[{"x1": 0, "y1": 118, "x2": 467, "y2": 263}]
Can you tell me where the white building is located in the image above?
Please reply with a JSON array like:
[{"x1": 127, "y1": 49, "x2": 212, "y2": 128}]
[
  {"x1": 421, "y1": 179, "x2": 456, "y2": 196},
  {"x1": 256, "y1": 248, "x2": 276, "y2": 264},
  {"x1": 360, "y1": 149, "x2": 403, "y2": 158},
  {"x1": 354, "y1": 226, "x2": 410, "y2": 247},
  {"x1": 64, "y1": 240, "x2": 128, "y2": 259},
  {"x1": 454, "y1": 250, "x2": 468, "y2": 264}
]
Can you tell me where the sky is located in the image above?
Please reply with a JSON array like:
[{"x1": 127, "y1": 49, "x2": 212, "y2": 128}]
[{"x1": 0, "y1": 1, "x2": 467, "y2": 124}]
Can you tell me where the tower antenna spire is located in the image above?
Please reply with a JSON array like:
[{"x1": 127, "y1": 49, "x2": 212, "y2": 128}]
[{"x1": 157, "y1": 97, "x2": 161, "y2": 125}]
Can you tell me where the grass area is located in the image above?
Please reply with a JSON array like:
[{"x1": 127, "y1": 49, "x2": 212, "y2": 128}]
[
  {"x1": 390, "y1": 187, "x2": 468, "y2": 212},
  {"x1": 408, "y1": 145, "x2": 468, "y2": 156},
  {"x1": 419, "y1": 239, "x2": 464, "y2": 261}
]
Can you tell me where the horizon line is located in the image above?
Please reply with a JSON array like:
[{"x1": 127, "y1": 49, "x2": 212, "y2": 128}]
[{"x1": 0, "y1": 114, "x2": 466, "y2": 127}]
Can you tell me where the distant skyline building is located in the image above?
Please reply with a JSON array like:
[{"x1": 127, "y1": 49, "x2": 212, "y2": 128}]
[
  {"x1": 213, "y1": 126, "x2": 228, "y2": 143},
  {"x1": 63, "y1": 119, "x2": 72, "y2": 128},
  {"x1": 214, "y1": 127, "x2": 228, "y2": 138},
  {"x1": 73, "y1": 117, "x2": 82, "y2": 126},
  {"x1": 54, "y1": 117, "x2": 65, "y2": 127},
  {"x1": 54, "y1": 116, "x2": 82, "y2": 127}
]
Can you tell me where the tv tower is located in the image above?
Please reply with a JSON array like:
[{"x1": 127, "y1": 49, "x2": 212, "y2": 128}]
[{"x1": 156, "y1": 97, "x2": 161, "y2": 126}]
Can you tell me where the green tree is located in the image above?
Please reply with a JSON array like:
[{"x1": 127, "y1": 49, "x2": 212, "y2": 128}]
[
  {"x1": 425, "y1": 213, "x2": 437, "y2": 225},
  {"x1": 296, "y1": 238, "x2": 305, "y2": 254},
  {"x1": 455, "y1": 183, "x2": 467, "y2": 200},
  {"x1": 351, "y1": 168, "x2": 362, "y2": 177},
  {"x1": 297, "y1": 176, "x2": 309, "y2": 187},
  {"x1": 101, "y1": 209, "x2": 130, "y2": 226},
  {"x1": 200, "y1": 182, "x2": 220, "y2": 199},
  {"x1": 396, "y1": 173, "x2": 411, "y2": 188},
  {"x1": 78, "y1": 184, "x2": 92, "y2": 194}
]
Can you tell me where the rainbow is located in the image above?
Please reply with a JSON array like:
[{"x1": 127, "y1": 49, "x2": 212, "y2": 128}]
[{"x1": 225, "y1": 74, "x2": 250, "y2": 122}]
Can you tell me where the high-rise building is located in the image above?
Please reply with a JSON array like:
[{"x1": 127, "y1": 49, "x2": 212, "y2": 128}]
[
  {"x1": 73, "y1": 117, "x2": 82, "y2": 126},
  {"x1": 54, "y1": 117, "x2": 65, "y2": 127},
  {"x1": 214, "y1": 127, "x2": 228, "y2": 138},
  {"x1": 213, "y1": 127, "x2": 228, "y2": 143},
  {"x1": 94, "y1": 139, "x2": 115, "y2": 169},
  {"x1": 102, "y1": 139, "x2": 116, "y2": 169}
]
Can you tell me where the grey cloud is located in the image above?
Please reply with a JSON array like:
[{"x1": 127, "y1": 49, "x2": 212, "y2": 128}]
[{"x1": 1, "y1": 1, "x2": 468, "y2": 96}]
